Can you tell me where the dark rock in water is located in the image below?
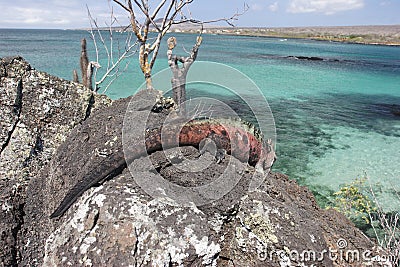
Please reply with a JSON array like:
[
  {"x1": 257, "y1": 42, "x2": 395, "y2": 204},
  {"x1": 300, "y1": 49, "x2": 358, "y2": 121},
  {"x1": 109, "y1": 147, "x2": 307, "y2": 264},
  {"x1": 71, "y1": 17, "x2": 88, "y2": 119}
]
[
  {"x1": 372, "y1": 103, "x2": 400, "y2": 117},
  {"x1": 391, "y1": 108, "x2": 400, "y2": 116},
  {"x1": 392, "y1": 111, "x2": 400, "y2": 116},
  {"x1": 298, "y1": 56, "x2": 324, "y2": 61},
  {"x1": 1, "y1": 57, "x2": 391, "y2": 266},
  {"x1": 286, "y1": 55, "x2": 324, "y2": 61}
]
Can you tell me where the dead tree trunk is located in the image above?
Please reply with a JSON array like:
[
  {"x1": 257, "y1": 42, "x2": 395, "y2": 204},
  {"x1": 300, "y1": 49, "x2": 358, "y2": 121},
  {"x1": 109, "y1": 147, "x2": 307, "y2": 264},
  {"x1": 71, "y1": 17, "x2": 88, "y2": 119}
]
[
  {"x1": 112, "y1": 0, "x2": 245, "y2": 93},
  {"x1": 167, "y1": 36, "x2": 202, "y2": 115}
]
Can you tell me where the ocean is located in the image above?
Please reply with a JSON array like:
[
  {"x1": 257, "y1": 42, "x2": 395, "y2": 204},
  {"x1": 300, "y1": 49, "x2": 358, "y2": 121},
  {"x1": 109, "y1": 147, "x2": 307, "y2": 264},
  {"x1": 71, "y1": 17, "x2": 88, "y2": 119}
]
[{"x1": 1, "y1": 29, "x2": 399, "y2": 211}]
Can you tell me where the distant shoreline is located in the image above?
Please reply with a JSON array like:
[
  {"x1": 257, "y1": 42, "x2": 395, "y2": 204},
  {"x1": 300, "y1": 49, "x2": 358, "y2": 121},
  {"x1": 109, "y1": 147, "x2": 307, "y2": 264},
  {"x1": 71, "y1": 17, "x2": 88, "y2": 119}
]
[
  {"x1": 70, "y1": 24, "x2": 400, "y2": 46},
  {"x1": 175, "y1": 25, "x2": 400, "y2": 46}
]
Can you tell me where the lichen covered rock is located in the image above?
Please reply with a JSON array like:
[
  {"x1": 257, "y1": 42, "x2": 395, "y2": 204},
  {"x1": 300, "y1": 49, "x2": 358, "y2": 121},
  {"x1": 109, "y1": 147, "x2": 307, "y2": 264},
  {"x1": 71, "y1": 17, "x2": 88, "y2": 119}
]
[
  {"x1": 25, "y1": 91, "x2": 387, "y2": 266},
  {"x1": 0, "y1": 57, "x2": 391, "y2": 267},
  {"x1": 43, "y1": 166, "x2": 223, "y2": 266},
  {"x1": 0, "y1": 56, "x2": 111, "y2": 266}
]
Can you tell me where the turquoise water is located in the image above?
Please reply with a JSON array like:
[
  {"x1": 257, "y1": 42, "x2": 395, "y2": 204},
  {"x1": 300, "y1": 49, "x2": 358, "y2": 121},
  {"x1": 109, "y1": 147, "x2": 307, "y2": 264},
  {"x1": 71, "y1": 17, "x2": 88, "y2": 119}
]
[{"x1": 1, "y1": 29, "x2": 399, "y2": 210}]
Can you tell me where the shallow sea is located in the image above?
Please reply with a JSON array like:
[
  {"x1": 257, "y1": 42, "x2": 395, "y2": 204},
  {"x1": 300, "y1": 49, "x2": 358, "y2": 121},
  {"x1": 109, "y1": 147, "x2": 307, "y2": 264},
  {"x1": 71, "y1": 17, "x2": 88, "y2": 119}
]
[{"x1": 1, "y1": 29, "x2": 399, "y2": 210}]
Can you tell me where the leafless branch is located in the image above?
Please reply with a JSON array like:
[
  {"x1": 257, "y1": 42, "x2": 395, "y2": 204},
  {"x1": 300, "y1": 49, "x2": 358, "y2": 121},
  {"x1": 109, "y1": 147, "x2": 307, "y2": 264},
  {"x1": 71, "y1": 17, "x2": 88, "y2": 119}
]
[
  {"x1": 186, "y1": 98, "x2": 214, "y2": 120},
  {"x1": 171, "y1": 3, "x2": 249, "y2": 27},
  {"x1": 367, "y1": 179, "x2": 400, "y2": 264},
  {"x1": 111, "y1": 0, "x2": 246, "y2": 91},
  {"x1": 85, "y1": 3, "x2": 139, "y2": 92}
]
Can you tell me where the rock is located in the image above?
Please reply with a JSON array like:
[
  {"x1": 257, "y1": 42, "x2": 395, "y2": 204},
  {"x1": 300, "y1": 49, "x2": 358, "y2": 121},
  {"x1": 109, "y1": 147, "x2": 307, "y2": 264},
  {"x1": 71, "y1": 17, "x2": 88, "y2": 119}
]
[
  {"x1": 286, "y1": 56, "x2": 324, "y2": 61},
  {"x1": 0, "y1": 57, "x2": 391, "y2": 266},
  {"x1": 390, "y1": 106, "x2": 400, "y2": 116},
  {"x1": 0, "y1": 56, "x2": 111, "y2": 266},
  {"x1": 42, "y1": 164, "x2": 223, "y2": 266},
  {"x1": 25, "y1": 89, "x2": 388, "y2": 266}
]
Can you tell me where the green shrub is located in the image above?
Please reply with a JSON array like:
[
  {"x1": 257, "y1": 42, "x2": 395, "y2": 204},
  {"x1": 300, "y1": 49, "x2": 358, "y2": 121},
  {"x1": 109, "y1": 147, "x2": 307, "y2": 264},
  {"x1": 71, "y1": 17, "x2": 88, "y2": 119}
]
[
  {"x1": 329, "y1": 175, "x2": 400, "y2": 265},
  {"x1": 330, "y1": 177, "x2": 375, "y2": 225}
]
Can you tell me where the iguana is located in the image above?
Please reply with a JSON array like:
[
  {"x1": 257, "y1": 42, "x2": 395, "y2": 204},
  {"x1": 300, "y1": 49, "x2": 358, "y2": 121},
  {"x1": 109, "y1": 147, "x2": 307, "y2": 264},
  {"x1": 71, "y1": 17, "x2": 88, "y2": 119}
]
[{"x1": 50, "y1": 117, "x2": 276, "y2": 218}]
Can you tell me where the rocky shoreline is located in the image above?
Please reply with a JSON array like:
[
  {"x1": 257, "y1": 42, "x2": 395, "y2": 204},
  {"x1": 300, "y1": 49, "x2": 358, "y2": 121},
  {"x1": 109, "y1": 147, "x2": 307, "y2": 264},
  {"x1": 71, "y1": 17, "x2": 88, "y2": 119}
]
[{"x1": 0, "y1": 57, "x2": 393, "y2": 266}]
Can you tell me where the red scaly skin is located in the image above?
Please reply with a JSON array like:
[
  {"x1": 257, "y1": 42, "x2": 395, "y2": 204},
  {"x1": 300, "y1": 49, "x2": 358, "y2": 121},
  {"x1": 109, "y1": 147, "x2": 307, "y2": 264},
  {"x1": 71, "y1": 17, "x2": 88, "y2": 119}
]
[{"x1": 50, "y1": 118, "x2": 275, "y2": 218}]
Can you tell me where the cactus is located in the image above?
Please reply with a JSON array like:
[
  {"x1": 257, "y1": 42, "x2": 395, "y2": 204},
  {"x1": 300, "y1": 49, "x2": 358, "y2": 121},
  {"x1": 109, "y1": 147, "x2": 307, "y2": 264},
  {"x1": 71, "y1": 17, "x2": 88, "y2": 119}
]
[
  {"x1": 79, "y1": 38, "x2": 94, "y2": 90},
  {"x1": 80, "y1": 39, "x2": 89, "y2": 87},
  {"x1": 72, "y1": 69, "x2": 79, "y2": 83}
]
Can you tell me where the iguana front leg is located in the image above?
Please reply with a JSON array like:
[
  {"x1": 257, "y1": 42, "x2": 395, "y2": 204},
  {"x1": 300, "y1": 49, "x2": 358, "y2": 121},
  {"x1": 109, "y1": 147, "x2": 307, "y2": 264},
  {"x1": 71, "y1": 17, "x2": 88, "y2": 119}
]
[{"x1": 199, "y1": 137, "x2": 226, "y2": 164}]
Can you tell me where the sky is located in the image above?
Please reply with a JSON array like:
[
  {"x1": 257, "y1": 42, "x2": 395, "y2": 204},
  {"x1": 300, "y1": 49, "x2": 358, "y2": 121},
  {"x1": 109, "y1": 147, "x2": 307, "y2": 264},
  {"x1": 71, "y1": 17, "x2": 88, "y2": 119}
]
[{"x1": 0, "y1": 0, "x2": 399, "y2": 29}]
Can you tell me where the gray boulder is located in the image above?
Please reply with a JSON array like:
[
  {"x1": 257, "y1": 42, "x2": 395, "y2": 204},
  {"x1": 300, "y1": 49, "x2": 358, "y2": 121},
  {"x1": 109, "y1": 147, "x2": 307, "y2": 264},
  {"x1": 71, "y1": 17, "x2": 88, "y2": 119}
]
[
  {"x1": 0, "y1": 56, "x2": 111, "y2": 266},
  {"x1": 0, "y1": 57, "x2": 390, "y2": 266}
]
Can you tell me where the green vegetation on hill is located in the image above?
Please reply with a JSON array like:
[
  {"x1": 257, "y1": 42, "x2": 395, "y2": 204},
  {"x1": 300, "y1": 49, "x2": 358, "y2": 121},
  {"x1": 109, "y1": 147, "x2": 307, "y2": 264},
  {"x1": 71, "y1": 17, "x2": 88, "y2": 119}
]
[{"x1": 168, "y1": 25, "x2": 400, "y2": 46}]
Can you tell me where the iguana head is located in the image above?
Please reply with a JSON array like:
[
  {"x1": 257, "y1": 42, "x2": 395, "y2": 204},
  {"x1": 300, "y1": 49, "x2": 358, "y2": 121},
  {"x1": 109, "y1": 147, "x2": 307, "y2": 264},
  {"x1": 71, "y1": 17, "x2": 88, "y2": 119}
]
[{"x1": 255, "y1": 139, "x2": 276, "y2": 174}]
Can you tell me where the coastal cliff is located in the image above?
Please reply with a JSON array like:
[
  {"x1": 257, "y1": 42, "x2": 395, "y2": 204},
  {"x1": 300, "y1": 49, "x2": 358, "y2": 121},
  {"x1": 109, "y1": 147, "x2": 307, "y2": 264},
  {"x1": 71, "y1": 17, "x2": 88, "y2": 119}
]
[{"x1": 0, "y1": 57, "x2": 389, "y2": 266}]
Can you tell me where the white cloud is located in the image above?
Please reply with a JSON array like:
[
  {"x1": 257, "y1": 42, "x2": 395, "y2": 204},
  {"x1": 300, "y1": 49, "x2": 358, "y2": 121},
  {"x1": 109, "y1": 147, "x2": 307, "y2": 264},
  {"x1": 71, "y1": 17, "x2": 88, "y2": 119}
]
[
  {"x1": 287, "y1": 0, "x2": 364, "y2": 15},
  {"x1": 1, "y1": 4, "x2": 82, "y2": 28},
  {"x1": 0, "y1": 1, "x2": 129, "y2": 29},
  {"x1": 250, "y1": 3, "x2": 264, "y2": 11},
  {"x1": 269, "y1": 2, "x2": 279, "y2": 12}
]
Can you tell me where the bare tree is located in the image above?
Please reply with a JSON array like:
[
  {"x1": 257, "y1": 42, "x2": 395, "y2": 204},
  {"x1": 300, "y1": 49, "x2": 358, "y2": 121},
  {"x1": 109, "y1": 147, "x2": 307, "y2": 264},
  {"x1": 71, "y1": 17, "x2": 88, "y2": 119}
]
[
  {"x1": 112, "y1": 0, "x2": 246, "y2": 90},
  {"x1": 87, "y1": 7, "x2": 138, "y2": 92},
  {"x1": 167, "y1": 35, "x2": 202, "y2": 114}
]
